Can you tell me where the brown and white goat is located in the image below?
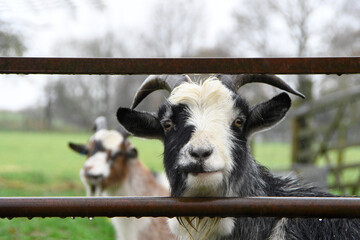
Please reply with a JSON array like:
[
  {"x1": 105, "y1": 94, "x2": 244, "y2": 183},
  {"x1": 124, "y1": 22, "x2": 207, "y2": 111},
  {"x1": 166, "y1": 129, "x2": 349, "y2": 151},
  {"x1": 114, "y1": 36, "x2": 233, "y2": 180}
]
[{"x1": 69, "y1": 127, "x2": 175, "y2": 240}]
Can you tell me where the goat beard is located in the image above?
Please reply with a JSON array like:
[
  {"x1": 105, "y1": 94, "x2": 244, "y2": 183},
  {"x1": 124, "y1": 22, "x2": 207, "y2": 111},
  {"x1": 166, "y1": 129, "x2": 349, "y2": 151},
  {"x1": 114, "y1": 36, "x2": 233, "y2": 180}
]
[
  {"x1": 88, "y1": 184, "x2": 102, "y2": 196},
  {"x1": 176, "y1": 216, "x2": 221, "y2": 240}
]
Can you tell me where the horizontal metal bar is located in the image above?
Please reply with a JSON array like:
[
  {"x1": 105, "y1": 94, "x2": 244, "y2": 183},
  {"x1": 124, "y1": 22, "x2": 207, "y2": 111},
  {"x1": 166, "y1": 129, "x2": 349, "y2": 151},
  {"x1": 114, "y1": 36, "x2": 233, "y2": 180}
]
[
  {"x1": 1, "y1": 197, "x2": 360, "y2": 219},
  {"x1": 0, "y1": 57, "x2": 359, "y2": 75}
]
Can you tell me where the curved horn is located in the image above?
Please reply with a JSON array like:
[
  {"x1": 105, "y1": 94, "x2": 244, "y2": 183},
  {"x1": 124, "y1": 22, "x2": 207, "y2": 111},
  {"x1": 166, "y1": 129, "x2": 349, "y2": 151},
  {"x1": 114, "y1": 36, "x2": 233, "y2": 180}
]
[
  {"x1": 217, "y1": 74, "x2": 305, "y2": 99},
  {"x1": 131, "y1": 75, "x2": 192, "y2": 109},
  {"x1": 93, "y1": 116, "x2": 107, "y2": 131}
]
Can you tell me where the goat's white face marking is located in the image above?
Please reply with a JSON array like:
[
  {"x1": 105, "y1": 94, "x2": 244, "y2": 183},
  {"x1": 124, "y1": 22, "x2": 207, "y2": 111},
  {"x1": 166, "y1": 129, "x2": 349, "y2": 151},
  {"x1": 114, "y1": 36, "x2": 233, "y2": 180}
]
[
  {"x1": 84, "y1": 152, "x2": 110, "y2": 179},
  {"x1": 92, "y1": 129, "x2": 124, "y2": 151},
  {"x1": 169, "y1": 79, "x2": 237, "y2": 195}
]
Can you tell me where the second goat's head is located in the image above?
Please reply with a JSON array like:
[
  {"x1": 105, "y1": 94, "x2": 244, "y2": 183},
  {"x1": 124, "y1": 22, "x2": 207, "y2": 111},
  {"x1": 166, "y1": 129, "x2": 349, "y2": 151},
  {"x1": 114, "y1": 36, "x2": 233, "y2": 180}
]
[{"x1": 69, "y1": 119, "x2": 137, "y2": 196}]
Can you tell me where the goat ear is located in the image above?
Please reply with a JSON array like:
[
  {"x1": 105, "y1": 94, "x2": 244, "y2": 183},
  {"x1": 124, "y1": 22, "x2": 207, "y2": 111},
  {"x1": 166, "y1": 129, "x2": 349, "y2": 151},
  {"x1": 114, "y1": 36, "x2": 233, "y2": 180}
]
[
  {"x1": 68, "y1": 142, "x2": 88, "y2": 155},
  {"x1": 244, "y1": 93, "x2": 291, "y2": 137},
  {"x1": 116, "y1": 107, "x2": 164, "y2": 140}
]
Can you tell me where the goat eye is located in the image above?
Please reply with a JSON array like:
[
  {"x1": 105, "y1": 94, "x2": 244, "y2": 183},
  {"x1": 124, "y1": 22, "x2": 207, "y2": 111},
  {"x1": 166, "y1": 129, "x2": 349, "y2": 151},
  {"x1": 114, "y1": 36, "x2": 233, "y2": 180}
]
[
  {"x1": 234, "y1": 118, "x2": 244, "y2": 127},
  {"x1": 163, "y1": 120, "x2": 173, "y2": 131}
]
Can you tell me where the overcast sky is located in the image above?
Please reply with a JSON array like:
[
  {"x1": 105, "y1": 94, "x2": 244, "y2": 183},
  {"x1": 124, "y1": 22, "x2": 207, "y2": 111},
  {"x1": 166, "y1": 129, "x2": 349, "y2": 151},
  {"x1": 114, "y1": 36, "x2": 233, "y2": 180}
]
[
  {"x1": 0, "y1": 0, "x2": 237, "y2": 110},
  {"x1": 0, "y1": 0, "x2": 348, "y2": 111}
]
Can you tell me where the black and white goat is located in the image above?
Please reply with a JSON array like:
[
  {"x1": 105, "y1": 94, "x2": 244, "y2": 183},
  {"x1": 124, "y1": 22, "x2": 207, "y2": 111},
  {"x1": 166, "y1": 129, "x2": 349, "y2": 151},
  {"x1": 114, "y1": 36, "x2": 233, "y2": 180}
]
[
  {"x1": 68, "y1": 119, "x2": 175, "y2": 240},
  {"x1": 116, "y1": 75, "x2": 360, "y2": 240}
]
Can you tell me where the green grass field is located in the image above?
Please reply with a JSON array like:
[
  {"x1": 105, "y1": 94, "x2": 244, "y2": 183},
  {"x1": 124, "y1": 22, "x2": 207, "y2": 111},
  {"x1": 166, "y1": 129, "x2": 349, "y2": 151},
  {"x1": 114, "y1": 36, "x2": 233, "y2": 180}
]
[
  {"x1": 0, "y1": 131, "x2": 166, "y2": 240},
  {"x1": 0, "y1": 131, "x2": 359, "y2": 239}
]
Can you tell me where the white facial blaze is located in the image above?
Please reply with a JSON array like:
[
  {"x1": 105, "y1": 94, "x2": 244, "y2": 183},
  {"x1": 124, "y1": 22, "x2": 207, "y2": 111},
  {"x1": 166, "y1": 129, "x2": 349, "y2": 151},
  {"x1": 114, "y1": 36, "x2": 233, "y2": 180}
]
[
  {"x1": 169, "y1": 78, "x2": 237, "y2": 195},
  {"x1": 92, "y1": 129, "x2": 124, "y2": 151},
  {"x1": 84, "y1": 152, "x2": 110, "y2": 178},
  {"x1": 85, "y1": 130, "x2": 124, "y2": 178}
]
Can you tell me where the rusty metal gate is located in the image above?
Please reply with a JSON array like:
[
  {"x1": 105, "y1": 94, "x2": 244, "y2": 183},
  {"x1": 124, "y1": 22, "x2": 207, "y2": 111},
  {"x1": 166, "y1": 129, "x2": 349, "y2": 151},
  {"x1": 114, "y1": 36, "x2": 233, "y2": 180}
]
[{"x1": 0, "y1": 57, "x2": 360, "y2": 219}]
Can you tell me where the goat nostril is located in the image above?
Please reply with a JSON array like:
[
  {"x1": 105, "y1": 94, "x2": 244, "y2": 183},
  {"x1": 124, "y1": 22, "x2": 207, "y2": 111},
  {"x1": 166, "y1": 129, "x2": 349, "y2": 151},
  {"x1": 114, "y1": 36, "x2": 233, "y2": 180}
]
[
  {"x1": 84, "y1": 166, "x2": 93, "y2": 172},
  {"x1": 189, "y1": 148, "x2": 213, "y2": 160},
  {"x1": 190, "y1": 150, "x2": 199, "y2": 158},
  {"x1": 202, "y1": 150, "x2": 212, "y2": 158}
]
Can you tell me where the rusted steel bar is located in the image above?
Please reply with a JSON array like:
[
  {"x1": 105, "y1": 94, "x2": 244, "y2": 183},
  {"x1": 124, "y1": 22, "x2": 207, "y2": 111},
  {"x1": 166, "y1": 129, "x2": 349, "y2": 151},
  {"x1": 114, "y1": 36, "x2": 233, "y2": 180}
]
[
  {"x1": 1, "y1": 197, "x2": 360, "y2": 219},
  {"x1": 0, "y1": 57, "x2": 359, "y2": 75}
]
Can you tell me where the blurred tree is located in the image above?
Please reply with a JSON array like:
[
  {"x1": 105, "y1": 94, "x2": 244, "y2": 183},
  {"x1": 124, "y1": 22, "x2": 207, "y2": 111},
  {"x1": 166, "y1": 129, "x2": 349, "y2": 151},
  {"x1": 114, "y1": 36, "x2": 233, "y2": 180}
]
[
  {"x1": 75, "y1": 33, "x2": 124, "y2": 123},
  {"x1": 231, "y1": 0, "x2": 275, "y2": 57},
  {"x1": 328, "y1": 0, "x2": 360, "y2": 56},
  {"x1": 269, "y1": 1, "x2": 317, "y2": 164},
  {"x1": 231, "y1": 0, "x2": 319, "y2": 97},
  {"x1": 0, "y1": 20, "x2": 26, "y2": 55},
  {"x1": 230, "y1": 0, "x2": 324, "y2": 163},
  {"x1": 139, "y1": 0, "x2": 204, "y2": 57},
  {"x1": 49, "y1": 78, "x2": 103, "y2": 128},
  {"x1": 322, "y1": 0, "x2": 360, "y2": 94},
  {"x1": 126, "y1": 0, "x2": 207, "y2": 113},
  {"x1": 43, "y1": 31, "x2": 130, "y2": 129}
]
